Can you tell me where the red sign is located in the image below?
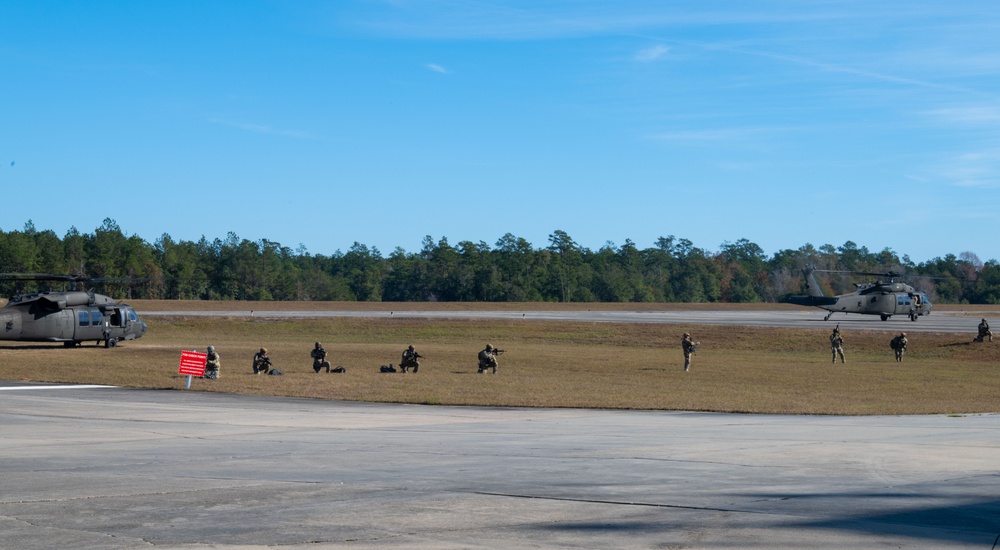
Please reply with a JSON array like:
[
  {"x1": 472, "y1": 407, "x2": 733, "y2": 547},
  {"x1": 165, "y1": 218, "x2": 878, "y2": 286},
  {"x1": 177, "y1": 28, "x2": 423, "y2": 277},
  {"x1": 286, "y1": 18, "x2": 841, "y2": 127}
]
[{"x1": 179, "y1": 350, "x2": 207, "y2": 376}]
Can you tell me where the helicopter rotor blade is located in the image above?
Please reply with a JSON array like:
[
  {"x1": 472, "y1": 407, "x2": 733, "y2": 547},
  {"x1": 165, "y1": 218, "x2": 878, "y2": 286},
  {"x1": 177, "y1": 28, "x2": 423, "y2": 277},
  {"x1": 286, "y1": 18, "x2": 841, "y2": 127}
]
[
  {"x1": 0, "y1": 273, "x2": 88, "y2": 282},
  {"x1": 809, "y1": 269, "x2": 953, "y2": 281}
]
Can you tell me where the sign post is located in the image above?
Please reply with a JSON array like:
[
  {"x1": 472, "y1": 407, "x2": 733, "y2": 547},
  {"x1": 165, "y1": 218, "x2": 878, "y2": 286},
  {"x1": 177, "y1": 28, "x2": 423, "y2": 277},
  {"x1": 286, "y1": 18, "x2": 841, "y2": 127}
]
[{"x1": 178, "y1": 350, "x2": 208, "y2": 389}]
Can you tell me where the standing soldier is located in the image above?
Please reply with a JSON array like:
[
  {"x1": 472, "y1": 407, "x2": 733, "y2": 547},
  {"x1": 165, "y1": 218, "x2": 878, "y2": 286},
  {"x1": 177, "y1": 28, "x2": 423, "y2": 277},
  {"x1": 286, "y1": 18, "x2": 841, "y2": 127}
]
[
  {"x1": 975, "y1": 318, "x2": 993, "y2": 343},
  {"x1": 830, "y1": 326, "x2": 846, "y2": 364},
  {"x1": 682, "y1": 332, "x2": 698, "y2": 372},
  {"x1": 891, "y1": 332, "x2": 908, "y2": 362},
  {"x1": 400, "y1": 345, "x2": 422, "y2": 373},
  {"x1": 477, "y1": 344, "x2": 502, "y2": 374},
  {"x1": 311, "y1": 342, "x2": 331, "y2": 373},
  {"x1": 205, "y1": 345, "x2": 221, "y2": 379}
]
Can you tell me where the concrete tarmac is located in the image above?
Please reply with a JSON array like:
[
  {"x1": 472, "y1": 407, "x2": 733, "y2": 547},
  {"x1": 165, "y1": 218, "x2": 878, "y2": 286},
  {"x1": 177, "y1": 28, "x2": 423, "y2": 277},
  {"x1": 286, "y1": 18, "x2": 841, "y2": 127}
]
[
  {"x1": 145, "y1": 308, "x2": 987, "y2": 333},
  {"x1": 3, "y1": 383, "x2": 1000, "y2": 549}
]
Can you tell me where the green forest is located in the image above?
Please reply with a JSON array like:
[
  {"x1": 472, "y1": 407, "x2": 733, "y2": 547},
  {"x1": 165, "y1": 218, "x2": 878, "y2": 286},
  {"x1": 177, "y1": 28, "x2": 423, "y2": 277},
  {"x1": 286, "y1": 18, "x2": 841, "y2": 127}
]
[{"x1": 2, "y1": 219, "x2": 998, "y2": 304}]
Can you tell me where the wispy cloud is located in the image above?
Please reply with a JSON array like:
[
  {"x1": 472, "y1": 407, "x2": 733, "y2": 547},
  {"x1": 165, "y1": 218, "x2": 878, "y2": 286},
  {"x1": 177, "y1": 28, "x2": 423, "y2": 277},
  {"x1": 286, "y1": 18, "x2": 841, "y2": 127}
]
[
  {"x1": 209, "y1": 118, "x2": 314, "y2": 139},
  {"x1": 707, "y1": 44, "x2": 984, "y2": 96},
  {"x1": 635, "y1": 44, "x2": 669, "y2": 62},
  {"x1": 926, "y1": 106, "x2": 1000, "y2": 126},
  {"x1": 347, "y1": 2, "x2": 868, "y2": 40},
  {"x1": 935, "y1": 149, "x2": 1000, "y2": 189},
  {"x1": 426, "y1": 63, "x2": 449, "y2": 74},
  {"x1": 647, "y1": 126, "x2": 781, "y2": 142},
  {"x1": 922, "y1": 106, "x2": 1000, "y2": 188}
]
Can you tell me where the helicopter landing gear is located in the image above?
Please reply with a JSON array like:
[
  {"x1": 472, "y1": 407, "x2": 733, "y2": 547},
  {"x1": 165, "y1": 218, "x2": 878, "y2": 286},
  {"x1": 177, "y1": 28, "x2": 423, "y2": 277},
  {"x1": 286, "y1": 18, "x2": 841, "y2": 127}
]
[
  {"x1": 104, "y1": 337, "x2": 118, "y2": 348},
  {"x1": 910, "y1": 312, "x2": 918, "y2": 322},
  {"x1": 880, "y1": 314, "x2": 890, "y2": 321},
  {"x1": 824, "y1": 312, "x2": 833, "y2": 321}
]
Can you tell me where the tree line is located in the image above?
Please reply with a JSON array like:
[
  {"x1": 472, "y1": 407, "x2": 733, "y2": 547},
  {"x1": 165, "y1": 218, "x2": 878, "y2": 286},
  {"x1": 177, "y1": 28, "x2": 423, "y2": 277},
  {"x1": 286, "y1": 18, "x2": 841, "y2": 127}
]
[{"x1": 1, "y1": 219, "x2": 998, "y2": 304}]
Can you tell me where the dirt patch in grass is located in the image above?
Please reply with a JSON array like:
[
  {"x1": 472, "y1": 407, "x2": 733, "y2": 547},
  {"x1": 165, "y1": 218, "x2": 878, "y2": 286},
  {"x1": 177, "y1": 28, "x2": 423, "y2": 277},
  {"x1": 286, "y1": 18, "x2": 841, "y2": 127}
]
[{"x1": 2, "y1": 315, "x2": 998, "y2": 415}]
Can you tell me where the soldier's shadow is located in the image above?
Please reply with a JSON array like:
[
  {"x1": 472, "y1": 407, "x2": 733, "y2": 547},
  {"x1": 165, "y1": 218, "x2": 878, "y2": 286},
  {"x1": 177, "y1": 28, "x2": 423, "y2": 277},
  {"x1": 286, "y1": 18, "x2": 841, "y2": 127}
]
[{"x1": 941, "y1": 341, "x2": 976, "y2": 347}]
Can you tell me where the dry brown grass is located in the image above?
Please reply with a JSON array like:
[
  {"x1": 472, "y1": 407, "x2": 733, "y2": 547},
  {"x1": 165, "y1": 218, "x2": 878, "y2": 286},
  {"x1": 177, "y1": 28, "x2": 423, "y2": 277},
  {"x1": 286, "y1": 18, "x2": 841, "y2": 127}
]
[
  {"x1": 128, "y1": 299, "x2": 1000, "y2": 314},
  {"x1": 2, "y1": 313, "x2": 998, "y2": 415}
]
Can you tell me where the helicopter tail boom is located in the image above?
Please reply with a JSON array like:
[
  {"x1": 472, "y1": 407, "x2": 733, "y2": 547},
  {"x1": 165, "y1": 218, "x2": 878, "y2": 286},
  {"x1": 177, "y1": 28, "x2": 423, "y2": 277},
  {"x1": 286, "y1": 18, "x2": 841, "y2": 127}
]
[{"x1": 786, "y1": 295, "x2": 838, "y2": 307}]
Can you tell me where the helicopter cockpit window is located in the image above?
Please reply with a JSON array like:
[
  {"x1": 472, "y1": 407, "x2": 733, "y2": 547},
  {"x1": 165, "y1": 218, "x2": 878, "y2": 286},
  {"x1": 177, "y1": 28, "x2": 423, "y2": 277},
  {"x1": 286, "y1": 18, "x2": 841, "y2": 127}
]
[{"x1": 128, "y1": 309, "x2": 139, "y2": 322}]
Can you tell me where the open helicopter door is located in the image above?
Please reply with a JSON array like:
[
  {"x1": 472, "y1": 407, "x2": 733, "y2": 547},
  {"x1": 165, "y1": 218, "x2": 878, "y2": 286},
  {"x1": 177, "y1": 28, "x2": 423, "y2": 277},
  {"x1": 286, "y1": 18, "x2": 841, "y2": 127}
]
[{"x1": 108, "y1": 307, "x2": 127, "y2": 329}]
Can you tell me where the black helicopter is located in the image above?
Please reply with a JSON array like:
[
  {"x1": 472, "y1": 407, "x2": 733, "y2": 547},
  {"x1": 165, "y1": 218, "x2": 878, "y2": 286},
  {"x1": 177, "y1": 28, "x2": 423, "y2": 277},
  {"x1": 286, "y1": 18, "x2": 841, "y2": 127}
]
[
  {"x1": 0, "y1": 273, "x2": 147, "y2": 347},
  {"x1": 786, "y1": 268, "x2": 932, "y2": 321}
]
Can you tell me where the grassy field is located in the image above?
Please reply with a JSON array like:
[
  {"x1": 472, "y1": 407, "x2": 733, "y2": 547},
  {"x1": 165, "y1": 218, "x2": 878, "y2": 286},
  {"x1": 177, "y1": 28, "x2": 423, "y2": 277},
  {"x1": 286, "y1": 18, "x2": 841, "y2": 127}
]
[{"x1": 2, "y1": 302, "x2": 998, "y2": 415}]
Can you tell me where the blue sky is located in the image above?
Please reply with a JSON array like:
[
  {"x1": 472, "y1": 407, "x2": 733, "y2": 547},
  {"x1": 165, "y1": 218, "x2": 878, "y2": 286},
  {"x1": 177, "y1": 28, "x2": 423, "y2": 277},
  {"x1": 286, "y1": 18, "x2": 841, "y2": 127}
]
[{"x1": 2, "y1": 1, "x2": 998, "y2": 263}]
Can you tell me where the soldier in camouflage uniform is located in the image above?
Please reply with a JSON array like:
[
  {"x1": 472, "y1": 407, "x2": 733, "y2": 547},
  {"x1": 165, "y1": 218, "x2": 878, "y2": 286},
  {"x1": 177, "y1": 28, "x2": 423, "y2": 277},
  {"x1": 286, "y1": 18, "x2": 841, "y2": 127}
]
[
  {"x1": 205, "y1": 345, "x2": 221, "y2": 379},
  {"x1": 830, "y1": 327, "x2": 845, "y2": 364},
  {"x1": 682, "y1": 333, "x2": 697, "y2": 372},
  {"x1": 400, "y1": 345, "x2": 422, "y2": 373},
  {"x1": 478, "y1": 344, "x2": 499, "y2": 374},
  {"x1": 891, "y1": 332, "x2": 908, "y2": 362},
  {"x1": 975, "y1": 318, "x2": 993, "y2": 343},
  {"x1": 252, "y1": 347, "x2": 271, "y2": 375},
  {"x1": 311, "y1": 342, "x2": 331, "y2": 373}
]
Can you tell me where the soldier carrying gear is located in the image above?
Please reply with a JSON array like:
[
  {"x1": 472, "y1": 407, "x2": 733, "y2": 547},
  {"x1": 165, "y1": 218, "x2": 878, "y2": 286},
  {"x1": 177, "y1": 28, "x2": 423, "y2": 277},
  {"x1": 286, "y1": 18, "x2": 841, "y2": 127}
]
[
  {"x1": 400, "y1": 345, "x2": 423, "y2": 373},
  {"x1": 478, "y1": 343, "x2": 503, "y2": 374},
  {"x1": 253, "y1": 347, "x2": 271, "y2": 375},
  {"x1": 890, "y1": 332, "x2": 908, "y2": 362},
  {"x1": 681, "y1": 333, "x2": 698, "y2": 372},
  {"x1": 975, "y1": 318, "x2": 993, "y2": 343},
  {"x1": 830, "y1": 326, "x2": 846, "y2": 364},
  {"x1": 205, "y1": 345, "x2": 221, "y2": 379},
  {"x1": 311, "y1": 342, "x2": 331, "y2": 373}
]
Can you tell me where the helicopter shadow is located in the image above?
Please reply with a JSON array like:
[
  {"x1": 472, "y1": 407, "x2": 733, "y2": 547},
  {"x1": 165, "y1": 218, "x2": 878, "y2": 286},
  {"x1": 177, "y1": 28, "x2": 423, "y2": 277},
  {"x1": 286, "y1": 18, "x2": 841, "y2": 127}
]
[{"x1": 0, "y1": 344, "x2": 108, "y2": 350}]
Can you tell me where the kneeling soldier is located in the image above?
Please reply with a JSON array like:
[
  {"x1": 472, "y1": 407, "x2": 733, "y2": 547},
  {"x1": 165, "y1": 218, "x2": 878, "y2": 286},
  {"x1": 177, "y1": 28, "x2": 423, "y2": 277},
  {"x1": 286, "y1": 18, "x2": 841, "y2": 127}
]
[
  {"x1": 976, "y1": 318, "x2": 993, "y2": 343},
  {"x1": 252, "y1": 347, "x2": 271, "y2": 375},
  {"x1": 477, "y1": 344, "x2": 503, "y2": 374},
  {"x1": 311, "y1": 342, "x2": 331, "y2": 373},
  {"x1": 400, "y1": 345, "x2": 422, "y2": 373}
]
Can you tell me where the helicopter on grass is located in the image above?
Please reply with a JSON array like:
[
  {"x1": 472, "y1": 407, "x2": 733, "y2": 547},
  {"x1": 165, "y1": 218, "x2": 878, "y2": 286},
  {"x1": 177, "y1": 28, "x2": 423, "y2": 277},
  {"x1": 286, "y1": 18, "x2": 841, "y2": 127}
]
[
  {"x1": 0, "y1": 273, "x2": 147, "y2": 347},
  {"x1": 786, "y1": 267, "x2": 932, "y2": 321}
]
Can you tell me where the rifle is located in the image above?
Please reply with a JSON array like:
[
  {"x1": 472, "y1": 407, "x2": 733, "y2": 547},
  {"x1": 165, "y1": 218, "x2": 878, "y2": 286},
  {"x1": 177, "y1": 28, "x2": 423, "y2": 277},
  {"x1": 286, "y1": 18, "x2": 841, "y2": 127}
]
[{"x1": 494, "y1": 349, "x2": 506, "y2": 355}]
